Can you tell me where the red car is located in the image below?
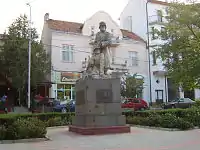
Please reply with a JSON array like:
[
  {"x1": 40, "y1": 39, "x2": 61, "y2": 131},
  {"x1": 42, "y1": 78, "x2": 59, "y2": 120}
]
[{"x1": 121, "y1": 98, "x2": 149, "y2": 111}]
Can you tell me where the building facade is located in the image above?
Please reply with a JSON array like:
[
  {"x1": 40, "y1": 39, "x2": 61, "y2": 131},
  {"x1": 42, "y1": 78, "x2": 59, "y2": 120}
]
[
  {"x1": 41, "y1": 11, "x2": 150, "y2": 102},
  {"x1": 120, "y1": 0, "x2": 200, "y2": 102}
]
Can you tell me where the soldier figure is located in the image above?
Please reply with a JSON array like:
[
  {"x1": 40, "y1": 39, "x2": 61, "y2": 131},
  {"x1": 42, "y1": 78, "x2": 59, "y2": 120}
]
[{"x1": 86, "y1": 21, "x2": 112, "y2": 78}]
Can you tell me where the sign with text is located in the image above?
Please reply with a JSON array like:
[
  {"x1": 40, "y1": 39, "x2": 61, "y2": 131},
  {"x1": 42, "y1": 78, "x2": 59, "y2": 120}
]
[{"x1": 61, "y1": 72, "x2": 81, "y2": 82}]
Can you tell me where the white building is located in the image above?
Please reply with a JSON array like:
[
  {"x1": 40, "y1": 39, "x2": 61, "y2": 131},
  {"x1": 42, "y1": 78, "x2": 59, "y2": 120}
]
[
  {"x1": 41, "y1": 11, "x2": 150, "y2": 101},
  {"x1": 120, "y1": 0, "x2": 200, "y2": 102}
]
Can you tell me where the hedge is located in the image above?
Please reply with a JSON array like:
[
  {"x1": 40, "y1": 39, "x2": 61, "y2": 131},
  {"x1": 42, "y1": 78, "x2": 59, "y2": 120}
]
[
  {"x1": 0, "y1": 112, "x2": 75, "y2": 127},
  {"x1": 124, "y1": 108, "x2": 200, "y2": 128},
  {"x1": 0, "y1": 117, "x2": 47, "y2": 140}
]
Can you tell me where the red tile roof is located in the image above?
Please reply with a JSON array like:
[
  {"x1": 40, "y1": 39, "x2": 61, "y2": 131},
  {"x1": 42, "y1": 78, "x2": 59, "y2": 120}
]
[
  {"x1": 120, "y1": 29, "x2": 145, "y2": 43},
  {"x1": 46, "y1": 19, "x2": 145, "y2": 43},
  {"x1": 149, "y1": 0, "x2": 169, "y2": 6},
  {"x1": 47, "y1": 19, "x2": 83, "y2": 33}
]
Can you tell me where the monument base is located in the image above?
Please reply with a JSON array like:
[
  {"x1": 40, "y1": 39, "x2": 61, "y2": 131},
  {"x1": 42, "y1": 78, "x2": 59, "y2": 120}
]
[{"x1": 68, "y1": 125, "x2": 130, "y2": 135}]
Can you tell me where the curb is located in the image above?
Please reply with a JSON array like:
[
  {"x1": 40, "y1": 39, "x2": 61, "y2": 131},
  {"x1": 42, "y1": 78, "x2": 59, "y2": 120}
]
[
  {"x1": 129, "y1": 125, "x2": 181, "y2": 131},
  {"x1": 47, "y1": 126, "x2": 68, "y2": 129},
  {"x1": 0, "y1": 136, "x2": 51, "y2": 144}
]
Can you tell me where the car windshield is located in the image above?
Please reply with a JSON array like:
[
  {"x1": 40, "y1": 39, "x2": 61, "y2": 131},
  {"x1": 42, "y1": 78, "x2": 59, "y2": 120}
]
[{"x1": 171, "y1": 98, "x2": 179, "y2": 102}]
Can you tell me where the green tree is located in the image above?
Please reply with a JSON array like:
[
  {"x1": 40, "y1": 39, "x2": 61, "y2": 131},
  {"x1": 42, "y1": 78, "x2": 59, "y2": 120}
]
[
  {"x1": 121, "y1": 74, "x2": 144, "y2": 98},
  {"x1": 0, "y1": 14, "x2": 50, "y2": 103},
  {"x1": 154, "y1": 2, "x2": 200, "y2": 90}
]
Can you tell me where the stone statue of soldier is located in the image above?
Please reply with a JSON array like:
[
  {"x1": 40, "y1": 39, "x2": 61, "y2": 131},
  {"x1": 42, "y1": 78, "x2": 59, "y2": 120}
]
[{"x1": 86, "y1": 21, "x2": 112, "y2": 78}]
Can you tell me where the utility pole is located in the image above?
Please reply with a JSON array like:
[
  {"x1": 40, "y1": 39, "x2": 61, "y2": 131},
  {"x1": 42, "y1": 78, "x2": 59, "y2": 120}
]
[
  {"x1": 146, "y1": 0, "x2": 152, "y2": 106},
  {"x1": 26, "y1": 2, "x2": 32, "y2": 109}
]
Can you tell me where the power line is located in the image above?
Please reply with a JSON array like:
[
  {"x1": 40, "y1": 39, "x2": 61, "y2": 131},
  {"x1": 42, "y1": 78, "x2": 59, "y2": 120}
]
[
  {"x1": 44, "y1": 44, "x2": 163, "y2": 63},
  {"x1": 1, "y1": 39, "x2": 164, "y2": 63}
]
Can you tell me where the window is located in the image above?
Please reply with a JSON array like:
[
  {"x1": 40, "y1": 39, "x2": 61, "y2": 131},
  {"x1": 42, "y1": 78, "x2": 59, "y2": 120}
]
[
  {"x1": 133, "y1": 99, "x2": 140, "y2": 103},
  {"x1": 152, "y1": 51, "x2": 156, "y2": 65},
  {"x1": 157, "y1": 10, "x2": 163, "y2": 22},
  {"x1": 62, "y1": 44, "x2": 74, "y2": 62},
  {"x1": 151, "y1": 27, "x2": 155, "y2": 40},
  {"x1": 165, "y1": 7, "x2": 169, "y2": 15},
  {"x1": 128, "y1": 51, "x2": 138, "y2": 66},
  {"x1": 161, "y1": 27, "x2": 166, "y2": 40}
]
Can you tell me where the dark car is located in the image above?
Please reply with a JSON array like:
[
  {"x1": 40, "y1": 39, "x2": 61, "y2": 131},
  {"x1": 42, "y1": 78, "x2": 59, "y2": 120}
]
[
  {"x1": 162, "y1": 98, "x2": 195, "y2": 109},
  {"x1": 53, "y1": 100, "x2": 75, "y2": 113}
]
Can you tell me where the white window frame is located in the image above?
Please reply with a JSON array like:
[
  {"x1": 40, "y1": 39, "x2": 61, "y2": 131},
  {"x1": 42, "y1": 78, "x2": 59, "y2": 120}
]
[
  {"x1": 157, "y1": 10, "x2": 163, "y2": 22},
  {"x1": 61, "y1": 44, "x2": 74, "y2": 62},
  {"x1": 128, "y1": 51, "x2": 138, "y2": 66}
]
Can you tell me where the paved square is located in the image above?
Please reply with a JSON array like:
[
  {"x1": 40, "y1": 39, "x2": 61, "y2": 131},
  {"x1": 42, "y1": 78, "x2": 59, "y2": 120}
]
[{"x1": 1, "y1": 127, "x2": 200, "y2": 150}]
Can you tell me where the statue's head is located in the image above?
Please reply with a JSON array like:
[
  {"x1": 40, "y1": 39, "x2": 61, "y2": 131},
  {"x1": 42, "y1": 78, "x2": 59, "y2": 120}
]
[{"x1": 99, "y1": 21, "x2": 106, "y2": 32}]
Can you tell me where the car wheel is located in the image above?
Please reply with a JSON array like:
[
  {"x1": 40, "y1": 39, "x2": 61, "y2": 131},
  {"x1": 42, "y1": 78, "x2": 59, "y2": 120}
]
[
  {"x1": 61, "y1": 108, "x2": 67, "y2": 113},
  {"x1": 188, "y1": 104, "x2": 192, "y2": 108},
  {"x1": 171, "y1": 105, "x2": 176, "y2": 109}
]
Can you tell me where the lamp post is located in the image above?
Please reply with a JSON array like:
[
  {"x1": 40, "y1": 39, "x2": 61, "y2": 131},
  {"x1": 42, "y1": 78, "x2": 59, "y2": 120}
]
[
  {"x1": 26, "y1": 3, "x2": 32, "y2": 109},
  {"x1": 146, "y1": 0, "x2": 152, "y2": 105}
]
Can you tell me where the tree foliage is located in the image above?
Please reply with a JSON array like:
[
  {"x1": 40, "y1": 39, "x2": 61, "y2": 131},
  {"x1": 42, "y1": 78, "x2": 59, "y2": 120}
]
[
  {"x1": 121, "y1": 74, "x2": 144, "y2": 98},
  {"x1": 154, "y1": 2, "x2": 200, "y2": 90},
  {"x1": 0, "y1": 15, "x2": 50, "y2": 93}
]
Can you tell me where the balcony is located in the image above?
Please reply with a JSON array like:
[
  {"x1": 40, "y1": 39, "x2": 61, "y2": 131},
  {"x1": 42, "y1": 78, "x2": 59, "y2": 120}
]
[
  {"x1": 111, "y1": 57, "x2": 128, "y2": 73},
  {"x1": 152, "y1": 62, "x2": 167, "y2": 76},
  {"x1": 81, "y1": 57, "x2": 129, "y2": 76},
  {"x1": 148, "y1": 15, "x2": 166, "y2": 26}
]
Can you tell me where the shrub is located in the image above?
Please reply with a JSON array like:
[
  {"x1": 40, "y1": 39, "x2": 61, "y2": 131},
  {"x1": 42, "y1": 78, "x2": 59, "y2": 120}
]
[
  {"x1": 175, "y1": 118, "x2": 194, "y2": 130},
  {"x1": 0, "y1": 125, "x2": 6, "y2": 140},
  {"x1": 127, "y1": 113, "x2": 194, "y2": 130},
  {"x1": 5, "y1": 118, "x2": 47, "y2": 140},
  {"x1": 46, "y1": 117, "x2": 70, "y2": 127},
  {"x1": 126, "y1": 116, "x2": 148, "y2": 126},
  {"x1": 193, "y1": 100, "x2": 200, "y2": 108},
  {"x1": 146, "y1": 114, "x2": 161, "y2": 127}
]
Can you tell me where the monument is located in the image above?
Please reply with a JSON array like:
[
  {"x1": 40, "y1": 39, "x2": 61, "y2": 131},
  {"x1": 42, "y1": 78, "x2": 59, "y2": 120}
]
[{"x1": 68, "y1": 22, "x2": 130, "y2": 135}]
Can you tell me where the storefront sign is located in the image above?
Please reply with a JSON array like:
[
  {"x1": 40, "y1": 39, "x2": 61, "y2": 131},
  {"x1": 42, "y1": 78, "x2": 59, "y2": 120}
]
[{"x1": 61, "y1": 72, "x2": 81, "y2": 82}]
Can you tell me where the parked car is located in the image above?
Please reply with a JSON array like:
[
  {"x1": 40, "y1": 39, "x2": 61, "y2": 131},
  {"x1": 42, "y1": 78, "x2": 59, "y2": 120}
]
[
  {"x1": 162, "y1": 98, "x2": 195, "y2": 109},
  {"x1": 53, "y1": 99, "x2": 75, "y2": 113},
  {"x1": 31, "y1": 98, "x2": 55, "y2": 113},
  {"x1": 121, "y1": 98, "x2": 149, "y2": 111}
]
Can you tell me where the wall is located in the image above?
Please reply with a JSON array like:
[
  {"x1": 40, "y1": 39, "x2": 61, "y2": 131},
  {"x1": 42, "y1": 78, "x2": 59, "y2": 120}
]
[
  {"x1": 82, "y1": 11, "x2": 123, "y2": 38},
  {"x1": 51, "y1": 31, "x2": 91, "y2": 72},
  {"x1": 120, "y1": 0, "x2": 147, "y2": 40},
  {"x1": 119, "y1": 40, "x2": 149, "y2": 101}
]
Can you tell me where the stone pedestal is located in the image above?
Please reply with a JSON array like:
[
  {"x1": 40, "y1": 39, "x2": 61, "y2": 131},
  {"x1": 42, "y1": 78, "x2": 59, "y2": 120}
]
[{"x1": 69, "y1": 78, "x2": 130, "y2": 135}]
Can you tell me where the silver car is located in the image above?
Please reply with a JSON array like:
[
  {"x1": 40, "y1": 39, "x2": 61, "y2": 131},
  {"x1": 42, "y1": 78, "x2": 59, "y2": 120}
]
[{"x1": 162, "y1": 98, "x2": 195, "y2": 109}]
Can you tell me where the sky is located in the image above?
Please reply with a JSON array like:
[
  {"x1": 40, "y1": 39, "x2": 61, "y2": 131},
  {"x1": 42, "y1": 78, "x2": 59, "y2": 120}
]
[{"x1": 0, "y1": 0, "x2": 128, "y2": 36}]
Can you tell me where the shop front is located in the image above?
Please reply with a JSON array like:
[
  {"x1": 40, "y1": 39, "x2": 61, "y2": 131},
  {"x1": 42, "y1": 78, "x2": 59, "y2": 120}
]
[{"x1": 52, "y1": 71, "x2": 81, "y2": 101}]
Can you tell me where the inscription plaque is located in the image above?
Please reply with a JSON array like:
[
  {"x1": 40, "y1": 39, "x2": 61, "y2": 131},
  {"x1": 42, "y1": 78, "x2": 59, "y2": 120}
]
[
  {"x1": 76, "y1": 90, "x2": 85, "y2": 105},
  {"x1": 96, "y1": 89, "x2": 113, "y2": 103}
]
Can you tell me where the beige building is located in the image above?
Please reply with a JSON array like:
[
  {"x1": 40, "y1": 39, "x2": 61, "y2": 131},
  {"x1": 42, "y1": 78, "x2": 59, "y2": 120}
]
[{"x1": 41, "y1": 11, "x2": 150, "y2": 101}]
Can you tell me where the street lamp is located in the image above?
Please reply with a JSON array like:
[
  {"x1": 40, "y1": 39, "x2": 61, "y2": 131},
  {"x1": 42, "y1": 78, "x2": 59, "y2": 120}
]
[
  {"x1": 26, "y1": 2, "x2": 32, "y2": 109},
  {"x1": 146, "y1": 0, "x2": 153, "y2": 105}
]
